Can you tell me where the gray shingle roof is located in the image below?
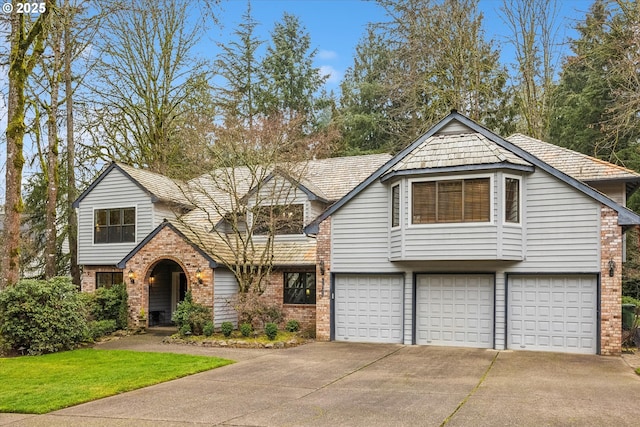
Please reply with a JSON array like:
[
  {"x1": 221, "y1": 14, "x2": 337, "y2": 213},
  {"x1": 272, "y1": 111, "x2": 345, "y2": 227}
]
[
  {"x1": 507, "y1": 134, "x2": 640, "y2": 182},
  {"x1": 116, "y1": 163, "x2": 192, "y2": 206},
  {"x1": 388, "y1": 132, "x2": 531, "y2": 172}
]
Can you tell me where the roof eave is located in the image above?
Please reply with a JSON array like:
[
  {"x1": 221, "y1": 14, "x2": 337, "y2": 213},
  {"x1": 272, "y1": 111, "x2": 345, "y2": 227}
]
[{"x1": 380, "y1": 162, "x2": 535, "y2": 182}]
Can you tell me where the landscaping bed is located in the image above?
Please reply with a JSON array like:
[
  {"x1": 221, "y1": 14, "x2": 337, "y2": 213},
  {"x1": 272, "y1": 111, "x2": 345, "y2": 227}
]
[{"x1": 163, "y1": 331, "x2": 312, "y2": 349}]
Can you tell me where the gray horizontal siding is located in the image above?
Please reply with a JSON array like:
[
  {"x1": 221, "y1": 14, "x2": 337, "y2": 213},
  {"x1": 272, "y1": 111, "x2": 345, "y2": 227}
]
[
  {"x1": 402, "y1": 226, "x2": 498, "y2": 259},
  {"x1": 77, "y1": 169, "x2": 154, "y2": 265},
  {"x1": 214, "y1": 268, "x2": 239, "y2": 328},
  {"x1": 519, "y1": 171, "x2": 600, "y2": 271},
  {"x1": 332, "y1": 181, "x2": 401, "y2": 272}
]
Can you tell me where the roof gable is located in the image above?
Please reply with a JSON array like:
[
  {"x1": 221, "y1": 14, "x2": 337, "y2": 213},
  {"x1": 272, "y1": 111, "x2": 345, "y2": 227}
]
[
  {"x1": 304, "y1": 112, "x2": 640, "y2": 233},
  {"x1": 72, "y1": 162, "x2": 192, "y2": 209}
]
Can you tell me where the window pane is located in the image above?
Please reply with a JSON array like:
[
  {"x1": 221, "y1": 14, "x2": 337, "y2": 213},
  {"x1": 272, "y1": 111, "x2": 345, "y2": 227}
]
[
  {"x1": 392, "y1": 185, "x2": 400, "y2": 227},
  {"x1": 96, "y1": 272, "x2": 112, "y2": 288},
  {"x1": 122, "y1": 225, "x2": 135, "y2": 242},
  {"x1": 95, "y1": 210, "x2": 107, "y2": 226},
  {"x1": 464, "y1": 178, "x2": 490, "y2": 222},
  {"x1": 95, "y1": 227, "x2": 108, "y2": 243},
  {"x1": 284, "y1": 272, "x2": 315, "y2": 305},
  {"x1": 254, "y1": 204, "x2": 303, "y2": 235},
  {"x1": 123, "y1": 208, "x2": 135, "y2": 225},
  {"x1": 109, "y1": 209, "x2": 121, "y2": 226},
  {"x1": 438, "y1": 181, "x2": 463, "y2": 222},
  {"x1": 505, "y1": 178, "x2": 520, "y2": 223},
  {"x1": 412, "y1": 182, "x2": 436, "y2": 224},
  {"x1": 108, "y1": 225, "x2": 122, "y2": 242}
]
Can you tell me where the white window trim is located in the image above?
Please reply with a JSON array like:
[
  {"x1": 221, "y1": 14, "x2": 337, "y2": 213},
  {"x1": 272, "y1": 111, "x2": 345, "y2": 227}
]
[
  {"x1": 91, "y1": 205, "x2": 138, "y2": 246},
  {"x1": 503, "y1": 174, "x2": 522, "y2": 227},
  {"x1": 390, "y1": 183, "x2": 401, "y2": 230},
  {"x1": 407, "y1": 174, "x2": 495, "y2": 229}
]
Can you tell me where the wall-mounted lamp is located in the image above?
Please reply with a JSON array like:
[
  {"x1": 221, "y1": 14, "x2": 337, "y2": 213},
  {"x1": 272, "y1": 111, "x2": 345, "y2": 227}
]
[
  {"x1": 195, "y1": 268, "x2": 203, "y2": 284},
  {"x1": 319, "y1": 260, "x2": 325, "y2": 276},
  {"x1": 609, "y1": 259, "x2": 616, "y2": 277},
  {"x1": 149, "y1": 275, "x2": 155, "y2": 286},
  {"x1": 128, "y1": 269, "x2": 135, "y2": 284}
]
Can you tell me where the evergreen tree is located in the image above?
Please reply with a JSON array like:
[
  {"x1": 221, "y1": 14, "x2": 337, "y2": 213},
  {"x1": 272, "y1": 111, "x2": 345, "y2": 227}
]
[
  {"x1": 258, "y1": 13, "x2": 328, "y2": 129},
  {"x1": 214, "y1": 1, "x2": 263, "y2": 129}
]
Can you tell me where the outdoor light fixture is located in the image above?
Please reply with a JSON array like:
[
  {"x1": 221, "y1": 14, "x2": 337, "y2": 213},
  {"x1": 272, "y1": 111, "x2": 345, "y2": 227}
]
[
  {"x1": 149, "y1": 275, "x2": 155, "y2": 286},
  {"x1": 128, "y1": 269, "x2": 135, "y2": 284},
  {"x1": 609, "y1": 259, "x2": 616, "y2": 277},
  {"x1": 196, "y1": 268, "x2": 203, "y2": 284},
  {"x1": 319, "y1": 260, "x2": 325, "y2": 276}
]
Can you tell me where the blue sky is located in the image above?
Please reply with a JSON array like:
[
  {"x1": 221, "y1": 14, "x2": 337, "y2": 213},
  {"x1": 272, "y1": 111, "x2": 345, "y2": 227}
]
[
  {"x1": 0, "y1": 0, "x2": 595, "y2": 202},
  {"x1": 207, "y1": 0, "x2": 595, "y2": 93}
]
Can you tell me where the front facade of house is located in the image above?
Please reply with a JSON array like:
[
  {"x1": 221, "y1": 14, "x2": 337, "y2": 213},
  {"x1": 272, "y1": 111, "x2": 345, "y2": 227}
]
[{"x1": 75, "y1": 112, "x2": 640, "y2": 356}]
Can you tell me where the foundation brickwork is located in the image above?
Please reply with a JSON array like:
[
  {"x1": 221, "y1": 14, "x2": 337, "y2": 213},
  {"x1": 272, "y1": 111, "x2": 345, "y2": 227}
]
[
  {"x1": 600, "y1": 205, "x2": 623, "y2": 356},
  {"x1": 315, "y1": 218, "x2": 331, "y2": 341}
]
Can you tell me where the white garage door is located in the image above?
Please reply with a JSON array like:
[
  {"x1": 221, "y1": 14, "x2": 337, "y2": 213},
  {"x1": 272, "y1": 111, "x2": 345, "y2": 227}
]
[
  {"x1": 508, "y1": 275, "x2": 597, "y2": 354},
  {"x1": 334, "y1": 274, "x2": 403, "y2": 343},
  {"x1": 416, "y1": 274, "x2": 494, "y2": 348}
]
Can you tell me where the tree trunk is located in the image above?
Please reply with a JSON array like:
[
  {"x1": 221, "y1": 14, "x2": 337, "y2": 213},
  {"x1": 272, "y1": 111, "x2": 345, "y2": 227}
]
[
  {"x1": 64, "y1": 0, "x2": 80, "y2": 287},
  {"x1": 45, "y1": 28, "x2": 62, "y2": 279},
  {"x1": 2, "y1": 3, "x2": 53, "y2": 288}
]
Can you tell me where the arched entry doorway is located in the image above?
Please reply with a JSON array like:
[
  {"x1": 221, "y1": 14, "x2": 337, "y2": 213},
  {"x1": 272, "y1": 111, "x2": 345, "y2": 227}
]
[{"x1": 148, "y1": 259, "x2": 187, "y2": 326}]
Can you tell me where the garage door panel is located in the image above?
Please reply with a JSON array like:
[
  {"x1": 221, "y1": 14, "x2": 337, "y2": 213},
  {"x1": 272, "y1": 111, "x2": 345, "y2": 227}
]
[
  {"x1": 508, "y1": 275, "x2": 597, "y2": 354},
  {"x1": 335, "y1": 274, "x2": 403, "y2": 344},
  {"x1": 416, "y1": 274, "x2": 494, "y2": 349}
]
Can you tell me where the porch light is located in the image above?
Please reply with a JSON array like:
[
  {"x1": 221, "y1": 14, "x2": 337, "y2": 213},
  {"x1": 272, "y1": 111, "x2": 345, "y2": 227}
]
[
  {"x1": 128, "y1": 269, "x2": 135, "y2": 284},
  {"x1": 319, "y1": 260, "x2": 325, "y2": 276},
  {"x1": 149, "y1": 275, "x2": 155, "y2": 286},
  {"x1": 609, "y1": 259, "x2": 616, "y2": 277},
  {"x1": 196, "y1": 268, "x2": 203, "y2": 284}
]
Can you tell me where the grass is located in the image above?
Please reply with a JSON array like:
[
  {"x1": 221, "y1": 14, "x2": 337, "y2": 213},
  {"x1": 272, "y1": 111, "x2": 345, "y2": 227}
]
[{"x1": 0, "y1": 348, "x2": 233, "y2": 414}]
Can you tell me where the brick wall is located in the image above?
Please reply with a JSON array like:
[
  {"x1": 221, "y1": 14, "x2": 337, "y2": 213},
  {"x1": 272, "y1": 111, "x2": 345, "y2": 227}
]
[
  {"x1": 81, "y1": 265, "x2": 123, "y2": 293},
  {"x1": 261, "y1": 267, "x2": 316, "y2": 332},
  {"x1": 600, "y1": 205, "x2": 622, "y2": 356},
  {"x1": 315, "y1": 217, "x2": 331, "y2": 341},
  {"x1": 121, "y1": 225, "x2": 214, "y2": 328}
]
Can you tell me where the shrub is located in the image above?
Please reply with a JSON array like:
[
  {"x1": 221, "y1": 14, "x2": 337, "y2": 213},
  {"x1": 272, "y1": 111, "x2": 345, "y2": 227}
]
[
  {"x1": 265, "y1": 322, "x2": 278, "y2": 340},
  {"x1": 285, "y1": 319, "x2": 300, "y2": 332},
  {"x1": 623, "y1": 296, "x2": 640, "y2": 306},
  {"x1": 234, "y1": 292, "x2": 282, "y2": 329},
  {"x1": 89, "y1": 283, "x2": 129, "y2": 329},
  {"x1": 0, "y1": 277, "x2": 88, "y2": 354},
  {"x1": 203, "y1": 321, "x2": 214, "y2": 337},
  {"x1": 87, "y1": 319, "x2": 117, "y2": 340},
  {"x1": 240, "y1": 322, "x2": 252, "y2": 337},
  {"x1": 179, "y1": 324, "x2": 192, "y2": 336},
  {"x1": 220, "y1": 321, "x2": 233, "y2": 337},
  {"x1": 172, "y1": 291, "x2": 212, "y2": 336}
]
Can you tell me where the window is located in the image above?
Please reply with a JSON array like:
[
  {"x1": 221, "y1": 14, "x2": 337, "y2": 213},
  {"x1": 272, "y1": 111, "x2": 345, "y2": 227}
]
[
  {"x1": 505, "y1": 177, "x2": 520, "y2": 223},
  {"x1": 391, "y1": 185, "x2": 400, "y2": 227},
  {"x1": 94, "y1": 208, "x2": 135, "y2": 243},
  {"x1": 283, "y1": 272, "x2": 316, "y2": 304},
  {"x1": 96, "y1": 272, "x2": 123, "y2": 289},
  {"x1": 253, "y1": 204, "x2": 304, "y2": 235},
  {"x1": 412, "y1": 178, "x2": 490, "y2": 224}
]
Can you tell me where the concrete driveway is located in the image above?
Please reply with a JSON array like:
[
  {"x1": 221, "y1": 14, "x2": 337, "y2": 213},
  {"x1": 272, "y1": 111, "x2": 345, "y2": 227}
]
[{"x1": 2, "y1": 337, "x2": 640, "y2": 426}]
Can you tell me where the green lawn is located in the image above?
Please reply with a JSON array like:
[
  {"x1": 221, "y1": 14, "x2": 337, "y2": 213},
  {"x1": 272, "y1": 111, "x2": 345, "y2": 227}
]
[{"x1": 0, "y1": 348, "x2": 233, "y2": 414}]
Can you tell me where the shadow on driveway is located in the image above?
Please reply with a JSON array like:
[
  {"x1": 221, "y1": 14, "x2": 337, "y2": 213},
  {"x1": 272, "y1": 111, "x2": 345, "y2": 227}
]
[{"x1": 2, "y1": 333, "x2": 640, "y2": 426}]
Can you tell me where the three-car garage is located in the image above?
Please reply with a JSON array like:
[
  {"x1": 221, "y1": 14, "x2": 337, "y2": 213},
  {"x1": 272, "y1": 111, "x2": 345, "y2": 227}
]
[{"x1": 333, "y1": 273, "x2": 599, "y2": 355}]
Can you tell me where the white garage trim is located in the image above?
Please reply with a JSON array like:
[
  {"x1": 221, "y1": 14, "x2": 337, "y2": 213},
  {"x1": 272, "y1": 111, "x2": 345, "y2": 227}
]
[
  {"x1": 333, "y1": 273, "x2": 404, "y2": 344},
  {"x1": 507, "y1": 274, "x2": 598, "y2": 355},
  {"x1": 414, "y1": 274, "x2": 495, "y2": 349}
]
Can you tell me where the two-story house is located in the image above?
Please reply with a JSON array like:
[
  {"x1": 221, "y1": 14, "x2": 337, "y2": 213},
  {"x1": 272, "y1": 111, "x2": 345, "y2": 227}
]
[
  {"x1": 75, "y1": 111, "x2": 640, "y2": 355},
  {"x1": 72, "y1": 154, "x2": 391, "y2": 329},
  {"x1": 305, "y1": 111, "x2": 640, "y2": 356}
]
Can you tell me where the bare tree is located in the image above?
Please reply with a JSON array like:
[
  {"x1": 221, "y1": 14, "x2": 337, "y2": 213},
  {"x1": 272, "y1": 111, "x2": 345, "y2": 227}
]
[
  {"x1": 2, "y1": 1, "x2": 54, "y2": 288},
  {"x1": 176, "y1": 115, "x2": 316, "y2": 323},
  {"x1": 500, "y1": 0, "x2": 561, "y2": 139}
]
